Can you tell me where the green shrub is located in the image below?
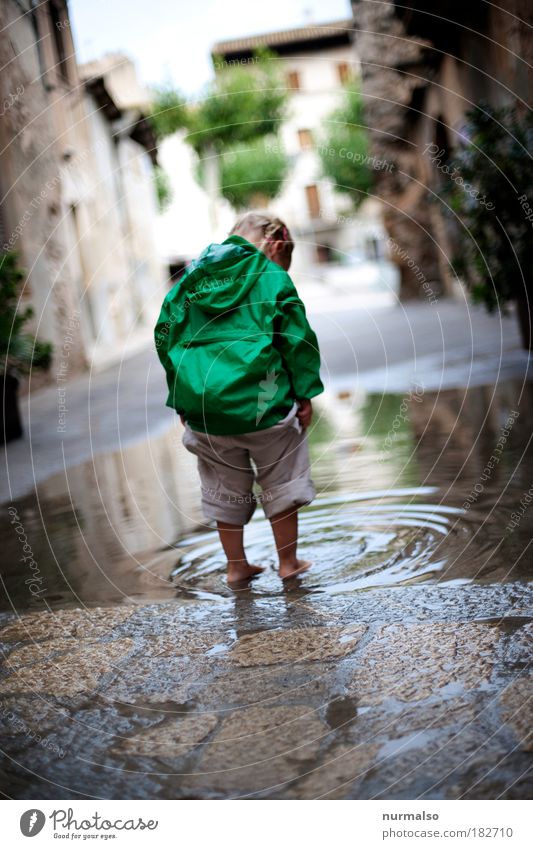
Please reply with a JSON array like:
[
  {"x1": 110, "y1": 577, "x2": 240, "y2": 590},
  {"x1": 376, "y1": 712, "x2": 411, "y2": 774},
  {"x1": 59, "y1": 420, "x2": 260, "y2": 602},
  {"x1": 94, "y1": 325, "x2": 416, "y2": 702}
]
[
  {"x1": 318, "y1": 86, "x2": 373, "y2": 209},
  {"x1": 0, "y1": 252, "x2": 52, "y2": 375},
  {"x1": 440, "y1": 103, "x2": 533, "y2": 313}
]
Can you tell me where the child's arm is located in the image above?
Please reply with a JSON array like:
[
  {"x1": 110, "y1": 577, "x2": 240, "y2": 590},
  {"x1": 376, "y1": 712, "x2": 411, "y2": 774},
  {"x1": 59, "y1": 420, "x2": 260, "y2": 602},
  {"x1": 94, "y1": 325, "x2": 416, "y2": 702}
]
[
  {"x1": 274, "y1": 280, "x2": 324, "y2": 404},
  {"x1": 296, "y1": 398, "x2": 313, "y2": 429}
]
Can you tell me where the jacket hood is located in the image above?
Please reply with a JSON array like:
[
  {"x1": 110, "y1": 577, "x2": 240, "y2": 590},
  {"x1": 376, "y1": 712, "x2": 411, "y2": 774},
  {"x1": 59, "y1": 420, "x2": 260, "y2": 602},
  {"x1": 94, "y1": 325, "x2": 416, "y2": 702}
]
[{"x1": 181, "y1": 235, "x2": 266, "y2": 315}]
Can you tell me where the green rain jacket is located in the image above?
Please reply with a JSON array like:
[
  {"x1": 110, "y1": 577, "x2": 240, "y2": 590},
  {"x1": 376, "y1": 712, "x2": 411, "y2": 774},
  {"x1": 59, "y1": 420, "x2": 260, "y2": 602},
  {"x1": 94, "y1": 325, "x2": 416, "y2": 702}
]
[{"x1": 154, "y1": 235, "x2": 324, "y2": 435}]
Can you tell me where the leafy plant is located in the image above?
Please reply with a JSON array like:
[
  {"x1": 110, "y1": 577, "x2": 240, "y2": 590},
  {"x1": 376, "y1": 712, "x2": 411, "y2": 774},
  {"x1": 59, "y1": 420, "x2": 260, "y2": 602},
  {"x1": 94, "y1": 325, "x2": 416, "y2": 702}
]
[
  {"x1": 148, "y1": 51, "x2": 289, "y2": 211},
  {"x1": 219, "y1": 137, "x2": 288, "y2": 209},
  {"x1": 318, "y1": 86, "x2": 373, "y2": 209},
  {"x1": 0, "y1": 252, "x2": 52, "y2": 375},
  {"x1": 440, "y1": 103, "x2": 533, "y2": 324}
]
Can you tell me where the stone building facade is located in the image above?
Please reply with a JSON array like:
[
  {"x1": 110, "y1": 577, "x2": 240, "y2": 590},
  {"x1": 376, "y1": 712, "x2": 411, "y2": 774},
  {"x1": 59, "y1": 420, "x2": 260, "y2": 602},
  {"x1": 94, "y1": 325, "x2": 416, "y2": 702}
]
[
  {"x1": 211, "y1": 21, "x2": 389, "y2": 280},
  {"x1": 0, "y1": 1, "x2": 163, "y2": 380},
  {"x1": 351, "y1": 0, "x2": 533, "y2": 299}
]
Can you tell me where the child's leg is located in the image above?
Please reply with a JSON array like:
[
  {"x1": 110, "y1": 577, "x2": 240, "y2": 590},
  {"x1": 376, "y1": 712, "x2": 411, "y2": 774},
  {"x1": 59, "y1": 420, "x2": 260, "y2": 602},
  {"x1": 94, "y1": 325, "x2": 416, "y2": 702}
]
[
  {"x1": 216, "y1": 521, "x2": 264, "y2": 583},
  {"x1": 268, "y1": 507, "x2": 310, "y2": 580}
]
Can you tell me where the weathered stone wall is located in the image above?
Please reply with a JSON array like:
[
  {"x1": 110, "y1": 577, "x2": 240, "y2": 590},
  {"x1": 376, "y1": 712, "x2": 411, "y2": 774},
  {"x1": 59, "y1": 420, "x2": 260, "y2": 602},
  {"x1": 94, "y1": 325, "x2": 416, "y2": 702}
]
[
  {"x1": 0, "y1": 0, "x2": 88, "y2": 379},
  {"x1": 1, "y1": 4, "x2": 164, "y2": 386},
  {"x1": 351, "y1": 0, "x2": 442, "y2": 299},
  {"x1": 351, "y1": 0, "x2": 533, "y2": 300}
]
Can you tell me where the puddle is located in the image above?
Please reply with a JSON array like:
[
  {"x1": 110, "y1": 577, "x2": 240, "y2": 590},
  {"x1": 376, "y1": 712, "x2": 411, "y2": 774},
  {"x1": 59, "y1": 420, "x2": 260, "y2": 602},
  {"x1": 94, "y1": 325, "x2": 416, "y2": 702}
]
[
  {"x1": 171, "y1": 488, "x2": 479, "y2": 598},
  {"x1": 1, "y1": 381, "x2": 532, "y2": 611}
]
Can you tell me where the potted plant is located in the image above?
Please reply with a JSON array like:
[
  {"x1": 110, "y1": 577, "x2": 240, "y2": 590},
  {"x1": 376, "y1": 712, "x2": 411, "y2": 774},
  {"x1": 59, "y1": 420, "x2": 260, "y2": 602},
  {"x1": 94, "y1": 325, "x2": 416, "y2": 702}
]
[
  {"x1": 0, "y1": 252, "x2": 53, "y2": 442},
  {"x1": 440, "y1": 103, "x2": 533, "y2": 349}
]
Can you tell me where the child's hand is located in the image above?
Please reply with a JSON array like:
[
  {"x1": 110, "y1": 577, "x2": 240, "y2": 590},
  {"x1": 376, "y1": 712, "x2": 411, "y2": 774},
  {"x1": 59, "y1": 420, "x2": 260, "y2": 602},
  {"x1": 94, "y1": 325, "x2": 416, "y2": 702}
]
[{"x1": 296, "y1": 398, "x2": 313, "y2": 430}]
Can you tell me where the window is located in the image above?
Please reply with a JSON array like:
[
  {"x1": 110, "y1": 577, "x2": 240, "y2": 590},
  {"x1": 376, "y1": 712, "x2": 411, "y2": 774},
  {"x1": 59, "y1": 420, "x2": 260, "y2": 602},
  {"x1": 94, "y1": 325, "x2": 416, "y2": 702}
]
[
  {"x1": 287, "y1": 70, "x2": 301, "y2": 91},
  {"x1": 297, "y1": 129, "x2": 313, "y2": 150},
  {"x1": 305, "y1": 184, "x2": 321, "y2": 218},
  {"x1": 316, "y1": 244, "x2": 332, "y2": 264},
  {"x1": 337, "y1": 62, "x2": 351, "y2": 84},
  {"x1": 365, "y1": 237, "x2": 380, "y2": 261}
]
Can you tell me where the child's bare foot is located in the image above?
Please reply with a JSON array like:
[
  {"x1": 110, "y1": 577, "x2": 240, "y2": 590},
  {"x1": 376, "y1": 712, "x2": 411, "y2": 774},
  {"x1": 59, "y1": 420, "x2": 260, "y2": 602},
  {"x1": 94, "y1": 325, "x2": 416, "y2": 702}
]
[
  {"x1": 279, "y1": 559, "x2": 311, "y2": 580},
  {"x1": 227, "y1": 561, "x2": 264, "y2": 585}
]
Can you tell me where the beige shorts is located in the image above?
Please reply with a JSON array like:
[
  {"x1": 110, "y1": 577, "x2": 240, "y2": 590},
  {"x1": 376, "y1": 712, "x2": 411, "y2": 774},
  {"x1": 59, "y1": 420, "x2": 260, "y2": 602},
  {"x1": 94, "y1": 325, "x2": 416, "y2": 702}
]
[{"x1": 181, "y1": 403, "x2": 316, "y2": 524}]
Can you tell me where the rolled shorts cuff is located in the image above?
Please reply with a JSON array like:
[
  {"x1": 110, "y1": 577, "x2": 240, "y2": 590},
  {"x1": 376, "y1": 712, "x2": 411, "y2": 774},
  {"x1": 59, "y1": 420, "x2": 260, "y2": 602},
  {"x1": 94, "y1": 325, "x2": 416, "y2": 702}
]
[
  {"x1": 260, "y1": 472, "x2": 316, "y2": 519},
  {"x1": 200, "y1": 490, "x2": 257, "y2": 525}
]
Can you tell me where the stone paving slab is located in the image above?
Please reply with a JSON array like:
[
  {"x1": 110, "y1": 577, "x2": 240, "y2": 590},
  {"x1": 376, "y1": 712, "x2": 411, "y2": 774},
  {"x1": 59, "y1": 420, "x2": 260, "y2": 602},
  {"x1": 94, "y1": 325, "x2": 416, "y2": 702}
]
[
  {"x1": 229, "y1": 625, "x2": 367, "y2": 666},
  {"x1": 0, "y1": 638, "x2": 134, "y2": 697},
  {"x1": 0, "y1": 583, "x2": 531, "y2": 799},
  {"x1": 0, "y1": 606, "x2": 137, "y2": 643},
  {"x1": 350, "y1": 622, "x2": 499, "y2": 706},
  {"x1": 191, "y1": 705, "x2": 327, "y2": 795}
]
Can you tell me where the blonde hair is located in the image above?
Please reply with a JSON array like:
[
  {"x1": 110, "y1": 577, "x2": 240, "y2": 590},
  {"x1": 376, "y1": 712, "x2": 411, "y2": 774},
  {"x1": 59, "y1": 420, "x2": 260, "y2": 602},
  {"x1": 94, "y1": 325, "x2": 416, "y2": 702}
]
[{"x1": 229, "y1": 210, "x2": 294, "y2": 258}]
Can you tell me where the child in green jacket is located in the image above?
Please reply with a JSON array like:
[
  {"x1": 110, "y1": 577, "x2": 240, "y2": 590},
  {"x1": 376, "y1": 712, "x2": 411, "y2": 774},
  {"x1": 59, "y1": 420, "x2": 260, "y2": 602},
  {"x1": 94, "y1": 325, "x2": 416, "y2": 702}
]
[{"x1": 155, "y1": 211, "x2": 323, "y2": 586}]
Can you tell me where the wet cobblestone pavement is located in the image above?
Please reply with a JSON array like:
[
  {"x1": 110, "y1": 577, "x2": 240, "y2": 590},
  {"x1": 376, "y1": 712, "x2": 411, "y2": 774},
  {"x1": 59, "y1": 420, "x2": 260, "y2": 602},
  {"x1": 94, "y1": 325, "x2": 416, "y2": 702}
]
[
  {"x1": 0, "y1": 585, "x2": 531, "y2": 799},
  {"x1": 1, "y1": 378, "x2": 532, "y2": 799}
]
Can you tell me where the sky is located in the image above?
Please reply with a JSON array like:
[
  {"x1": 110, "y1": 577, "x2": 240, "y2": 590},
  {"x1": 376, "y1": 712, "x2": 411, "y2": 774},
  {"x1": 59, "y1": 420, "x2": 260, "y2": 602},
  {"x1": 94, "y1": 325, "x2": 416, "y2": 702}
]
[{"x1": 69, "y1": 0, "x2": 353, "y2": 95}]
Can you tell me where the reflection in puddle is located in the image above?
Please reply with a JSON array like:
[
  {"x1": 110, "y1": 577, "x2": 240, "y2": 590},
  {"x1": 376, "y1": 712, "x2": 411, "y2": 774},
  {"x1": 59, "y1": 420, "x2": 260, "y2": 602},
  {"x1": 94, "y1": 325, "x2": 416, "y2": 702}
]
[{"x1": 1, "y1": 381, "x2": 532, "y2": 611}]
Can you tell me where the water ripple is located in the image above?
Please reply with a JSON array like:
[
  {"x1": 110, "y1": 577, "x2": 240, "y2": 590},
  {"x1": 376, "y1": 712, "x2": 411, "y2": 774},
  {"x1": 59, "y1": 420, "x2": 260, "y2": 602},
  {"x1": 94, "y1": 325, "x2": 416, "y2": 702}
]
[{"x1": 170, "y1": 487, "x2": 474, "y2": 598}]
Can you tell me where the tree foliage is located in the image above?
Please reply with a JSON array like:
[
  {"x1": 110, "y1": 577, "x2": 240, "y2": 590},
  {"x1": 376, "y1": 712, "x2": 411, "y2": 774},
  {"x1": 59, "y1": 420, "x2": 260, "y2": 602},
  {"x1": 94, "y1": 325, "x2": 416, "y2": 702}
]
[
  {"x1": 318, "y1": 86, "x2": 373, "y2": 209},
  {"x1": 149, "y1": 51, "x2": 287, "y2": 152},
  {"x1": 440, "y1": 103, "x2": 533, "y2": 312},
  {"x1": 148, "y1": 52, "x2": 289, "y2": 210},
  {"x1": 219, "y1": 137, "x2": 289, "y2": 209},
  {"x1": 187, "y1": 51, "x2": 287, "y2": 154}
]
